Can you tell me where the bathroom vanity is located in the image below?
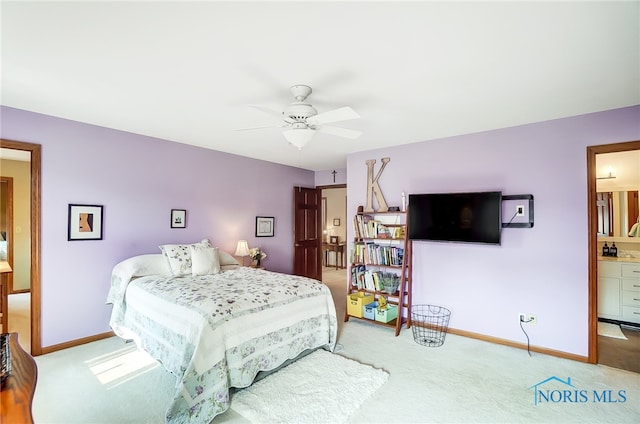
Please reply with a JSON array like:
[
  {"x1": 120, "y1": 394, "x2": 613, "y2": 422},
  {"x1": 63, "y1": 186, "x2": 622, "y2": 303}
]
[{"x1": 597, "y1": 256, "x2": 640, "y2": 324}]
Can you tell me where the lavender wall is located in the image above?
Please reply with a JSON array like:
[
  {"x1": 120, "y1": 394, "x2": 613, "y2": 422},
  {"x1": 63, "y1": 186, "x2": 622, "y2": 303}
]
[
  {"x1": 347, "y1": 106, "x2": 640, "y2": 357},
  {"x1": 1, "y1": 106, "x2": 314, "y2": 347},
  {"x1": 315, "y1": 168, "x2": 347, "y2": 186}
]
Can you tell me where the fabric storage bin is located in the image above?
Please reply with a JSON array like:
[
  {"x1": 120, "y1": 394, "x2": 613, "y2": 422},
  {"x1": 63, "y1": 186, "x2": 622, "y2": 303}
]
[
  {"x1": 374, "y1": 304, "x2": 398, "y2": 323},
  {"x1": 347, "y1": 292, "x2": 374, "y2": 318},
  {"x1": 363, "y1": 301, "x2": 378, "y2": 320}
]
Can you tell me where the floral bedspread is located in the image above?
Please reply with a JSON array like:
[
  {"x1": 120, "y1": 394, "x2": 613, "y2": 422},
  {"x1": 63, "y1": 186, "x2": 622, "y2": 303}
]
[{"x1": 108, "y1": 267, "x2": 337, "y2": 424}]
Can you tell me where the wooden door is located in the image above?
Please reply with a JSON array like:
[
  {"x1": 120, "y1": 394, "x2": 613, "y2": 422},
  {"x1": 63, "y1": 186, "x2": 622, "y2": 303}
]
[
  {"x1": 628, "y1": 190, "x2": 639, "y2": 233},
  {"x1": 293, "y1": 187, "x2": 322, "y2": 280},
  {"x1": 0, "y1": 177, "x2": 13, "y2": 293},
  {"x1": 596, "y1": 192, "x2": 613, "y2": 236}
]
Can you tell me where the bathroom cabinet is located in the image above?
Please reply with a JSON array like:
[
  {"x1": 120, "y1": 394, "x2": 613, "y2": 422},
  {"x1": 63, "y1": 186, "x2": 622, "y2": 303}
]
[{"x1": 597, "y1": 258, "x2": 640, "y2": 324}]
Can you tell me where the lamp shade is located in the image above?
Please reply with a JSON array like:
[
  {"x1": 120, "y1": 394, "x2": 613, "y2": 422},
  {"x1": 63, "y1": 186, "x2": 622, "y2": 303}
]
[
  {"x1": 234, "y1": 240, "x2": 250, "y2": 257},
  {"x1": 283, "y1": 128, "x2": 315, "y2": 150}
]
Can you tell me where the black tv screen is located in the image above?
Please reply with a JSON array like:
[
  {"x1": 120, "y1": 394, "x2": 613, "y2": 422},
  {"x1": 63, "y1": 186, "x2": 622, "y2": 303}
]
[{"x1": 408, "y1": 191, "x2": 502, "y2": 244}]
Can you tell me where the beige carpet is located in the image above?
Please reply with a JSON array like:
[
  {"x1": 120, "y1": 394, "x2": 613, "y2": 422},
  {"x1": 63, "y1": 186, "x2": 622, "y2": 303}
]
[
  {"x1": 32, "y1": 322, "x2": 640, "y2": 424},
  {"x1": 7, "y1": 292, "x2": 30, "y2": 352},
  {"x1": 30, "y1": 269, "x2": 640, "y2": 423}
]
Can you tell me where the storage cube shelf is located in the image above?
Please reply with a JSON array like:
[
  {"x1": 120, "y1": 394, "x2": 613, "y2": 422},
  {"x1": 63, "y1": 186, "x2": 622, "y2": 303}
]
[{"x1": 344, "y1": 208, "x2": 413, "y2": 336}]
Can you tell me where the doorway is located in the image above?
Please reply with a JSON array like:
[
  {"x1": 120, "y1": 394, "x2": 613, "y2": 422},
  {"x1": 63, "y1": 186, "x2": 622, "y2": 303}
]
[
  {"x1": 588, "y1": 140, "x2": 640, "y2": 372},
  {"x1": 320, "y1": 185, "x2": 347, "y2": 269},
  {"x1": 319, "y1": 184, "x2": 347, "y2": 337},
  {"x1": 0, "y1": 140, "x2": 41, "y2": 355}
]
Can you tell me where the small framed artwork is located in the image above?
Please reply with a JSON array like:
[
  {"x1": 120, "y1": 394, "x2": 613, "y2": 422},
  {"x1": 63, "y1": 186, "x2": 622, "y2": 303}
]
[
  {"x1": 171, "y1": 209, "x2": 187, "y2": 228},
  {"x1": 330, "y1": 236, "x2": 339, "y2": 244},
  {"x1": 68, "y1": 204, "x2": 103, "y2": 241},
  {"x1": 256, "y1": 216, "x2": 275, "y2": 237},
  {"x1": 333, "y1": 218, "x2": 341, "y2": 226}
]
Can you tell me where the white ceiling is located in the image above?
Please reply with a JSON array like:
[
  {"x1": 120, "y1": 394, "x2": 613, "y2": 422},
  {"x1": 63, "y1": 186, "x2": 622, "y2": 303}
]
[{"x1": 2, "y1": 1, "x2": 639, "y2": 171}]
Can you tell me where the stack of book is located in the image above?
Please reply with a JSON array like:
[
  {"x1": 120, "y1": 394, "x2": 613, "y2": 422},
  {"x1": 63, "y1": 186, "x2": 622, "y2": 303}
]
[
  {"x1": 353, "y1": 214, "x2": 405, "y2": 239},
  {"x1": 351, "y1": 266, "x2": 400, "y2": 293},
  {"x1": 350, "y1": 243, "x2": 404, "y2": 266}
]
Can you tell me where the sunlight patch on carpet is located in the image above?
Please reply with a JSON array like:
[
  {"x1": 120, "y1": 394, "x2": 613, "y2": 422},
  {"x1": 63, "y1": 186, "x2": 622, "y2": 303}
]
[
  {"x1": 231, "y1": 349, "x2": 389, "y2": 423},
  {"x1": 85, "y1": 344, "x2": 159, "y2": 389}
]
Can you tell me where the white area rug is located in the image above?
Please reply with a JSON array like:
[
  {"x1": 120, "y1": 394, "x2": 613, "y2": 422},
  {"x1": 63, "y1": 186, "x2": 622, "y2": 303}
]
[
  {"x1": 231, "y1": 349, "x2": 389, "y2": 423},
  {"x1": 598, "y1": 322, "x2": 628, "y2": 340}
]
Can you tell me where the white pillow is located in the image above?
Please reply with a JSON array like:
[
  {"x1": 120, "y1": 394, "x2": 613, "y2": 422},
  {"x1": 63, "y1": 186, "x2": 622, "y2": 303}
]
[
  {"x1": 218, "y1": 250, "x2": 240, "y2": 266},
  {"x1": 191, "y1": 245, "x2": 221, "y2": 276},
  {"x1": 160, "y1": 239, "x2": 212, "y2": 276},
  {"x1": 113, "y1": 254, "x2": 171, "y2": 278}
]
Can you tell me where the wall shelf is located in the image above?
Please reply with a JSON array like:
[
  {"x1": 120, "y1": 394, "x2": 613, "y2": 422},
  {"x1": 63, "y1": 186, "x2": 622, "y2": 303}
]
[{"x1": 502, "y1": 194, "x2": 534, "y2": 228}]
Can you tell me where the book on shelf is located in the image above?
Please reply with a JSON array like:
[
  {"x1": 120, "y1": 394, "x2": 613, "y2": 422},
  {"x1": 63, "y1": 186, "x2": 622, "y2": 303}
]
[
  {"x1": 372, "y1": 271, "x2": 383, "y2": 291},
  {"x1": 351, "y1": 264, "x2": 366, "y2": 290},
  {"x1": 363, "y1": 271, "x2": 375, "y2": 291}
]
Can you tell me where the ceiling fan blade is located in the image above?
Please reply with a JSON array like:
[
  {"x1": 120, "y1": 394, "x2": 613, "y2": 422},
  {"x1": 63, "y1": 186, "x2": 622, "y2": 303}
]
[
  {"x1": 248, "y1": 104, "x2": 282, "y2": 118},
  {"x1": 318, "y1": 125, "x2": 362, "y2": 139},
  {"x1": 234, "y1": 123, "x2": 286, "y2": 131},
  {"x1": 306, "y1": 106, "x2": 360, "y2": 125}
]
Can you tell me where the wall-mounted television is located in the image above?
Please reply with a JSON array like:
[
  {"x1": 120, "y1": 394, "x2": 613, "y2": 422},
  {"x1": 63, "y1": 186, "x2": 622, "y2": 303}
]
[{"x1": 408, "y1": 191, "x2": 502, "y2": 244}]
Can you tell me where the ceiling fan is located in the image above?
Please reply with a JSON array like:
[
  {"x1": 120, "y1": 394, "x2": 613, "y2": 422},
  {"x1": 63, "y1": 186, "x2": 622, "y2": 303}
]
[{"x1": 237, "y1": 84, "x2": 362, "y2": 149}]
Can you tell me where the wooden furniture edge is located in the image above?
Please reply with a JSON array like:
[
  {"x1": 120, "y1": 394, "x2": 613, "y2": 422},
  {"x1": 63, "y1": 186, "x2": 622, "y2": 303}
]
[
  {"x1": 1, "y1": 333, "x2": 37, "y2": 424},
  {"x1": 39, "y1": 331, "x2": 115, "y2": 355},
  {"x1": 446, "y1": 326, "x2": 589, "y2": 363}
]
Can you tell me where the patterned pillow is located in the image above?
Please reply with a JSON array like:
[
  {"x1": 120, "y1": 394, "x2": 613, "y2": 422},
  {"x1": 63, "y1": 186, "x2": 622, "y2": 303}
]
[
  {"x1": 160, "y1": 239, "x2": 212, "y2": 276},
  {"x1": 191, "y1": 245, "x2": 221, "y2": 276}
]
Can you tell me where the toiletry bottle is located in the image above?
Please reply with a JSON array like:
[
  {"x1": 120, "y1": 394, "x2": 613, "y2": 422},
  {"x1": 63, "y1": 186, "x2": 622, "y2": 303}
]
[
  {"x1": 610, "y1": 242, "x2": 617, "y2": 257},
  {"x1": 603, "y1": 243, "x2": 610, "y2": 256}
]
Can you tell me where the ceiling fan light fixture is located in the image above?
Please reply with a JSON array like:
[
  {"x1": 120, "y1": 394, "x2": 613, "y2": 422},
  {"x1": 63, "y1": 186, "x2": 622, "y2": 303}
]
[{"x1": 283, "y1": 127, "x2": 315, "y2": 150}]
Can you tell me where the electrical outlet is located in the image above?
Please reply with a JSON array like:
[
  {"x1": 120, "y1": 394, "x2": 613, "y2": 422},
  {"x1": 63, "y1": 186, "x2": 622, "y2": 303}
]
[
  {"x1": 516, "y1": 205, "x2": 525, "y2": 216},
  {"x1": 519, "y1": 313, "x2": 526, "y2": 322},
  {"x1": 529, "y1": 314, "x2": 537, "y2": 325}
]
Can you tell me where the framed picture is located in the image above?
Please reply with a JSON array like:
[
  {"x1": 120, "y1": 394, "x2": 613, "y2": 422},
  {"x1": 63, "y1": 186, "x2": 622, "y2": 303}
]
[
  {"x1": 333, "y1": 218, "x2": 341, "y2": 226},
  {"x1": 256, "y1": 216, "x2": 275, "y2": 237},
  {"x1": 68, "y1": 204, "x2": 103, "y2": 241},
  {"x1": 330, "y1": 235, "x2": 339, "y2": 244},
  {"x1": 171, "y1": 209, "x2": 187, "y2": 228}
]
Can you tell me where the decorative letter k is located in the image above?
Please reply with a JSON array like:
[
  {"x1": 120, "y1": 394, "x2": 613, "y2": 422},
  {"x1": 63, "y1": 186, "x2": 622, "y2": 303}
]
[{"x1": 364, "y1": 157, "x2": 390, "y2": 212}]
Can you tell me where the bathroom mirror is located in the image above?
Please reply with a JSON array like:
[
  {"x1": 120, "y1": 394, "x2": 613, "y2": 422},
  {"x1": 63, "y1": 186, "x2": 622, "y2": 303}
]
[
  {"x1": 597, "y1": 190, "x2": 640, "y2": 237},
  {"x1": 596, "y1": 149, "x2": 640, "y2": 240}
]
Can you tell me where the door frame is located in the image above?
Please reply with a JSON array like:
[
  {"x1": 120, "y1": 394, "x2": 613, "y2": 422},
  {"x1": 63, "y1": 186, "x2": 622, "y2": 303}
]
[
  {"x1": 0, "y1": 139, "x2": 41, "y2": 355},
  {"x1": 0, "y1": 177, "x2": 14, "y2": 293},
  {"x1": 587, "y1": 139, "x2": 640, "y2": 364}
]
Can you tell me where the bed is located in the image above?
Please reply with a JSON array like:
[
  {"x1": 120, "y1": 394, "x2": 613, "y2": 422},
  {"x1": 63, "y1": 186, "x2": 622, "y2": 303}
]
[{"x1": 107, "y1": 240, "x2": 338, "y2": 424}]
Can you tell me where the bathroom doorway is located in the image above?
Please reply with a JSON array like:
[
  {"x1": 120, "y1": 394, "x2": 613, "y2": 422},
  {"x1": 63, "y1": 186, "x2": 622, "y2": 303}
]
[{"x1": 588, "y1": 139, "x2": 640, "y2": 372}]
